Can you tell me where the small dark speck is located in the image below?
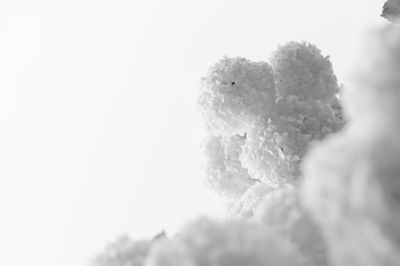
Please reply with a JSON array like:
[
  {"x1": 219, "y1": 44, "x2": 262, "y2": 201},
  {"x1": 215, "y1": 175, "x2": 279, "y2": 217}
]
[{"x1": 231, "y1": 82, "x2": 236, "y2": 85}]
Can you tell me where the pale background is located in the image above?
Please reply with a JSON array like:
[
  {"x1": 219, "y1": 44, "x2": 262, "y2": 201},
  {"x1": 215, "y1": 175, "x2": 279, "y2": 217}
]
[{"x1": 0, "y1": 1, "x2": 384, "y2": 266}]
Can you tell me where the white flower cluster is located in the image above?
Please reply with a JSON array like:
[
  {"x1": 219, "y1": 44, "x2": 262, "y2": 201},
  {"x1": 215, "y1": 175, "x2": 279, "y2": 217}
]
[
  {"x1": 198, "y1": 57, "x2": 275, "y2": 136},
  {"x1": 301, "y1": 25, "x2": 400, "y2": 266},
  {"x1": 197, "y1": 41, "x2": 343, "y2": 266},
  {"x1": 199, "y1": 42, "x2": 343, "y2": 200},
  {"x1": 271, "y1": 42, "x2": 339, "y2": 102},
  {"x1": 203, "y1": 134, "x2": 257, "y2": 199},
  {"x1": 241, "y1": 97, "x2": 342, "y2": 187}
]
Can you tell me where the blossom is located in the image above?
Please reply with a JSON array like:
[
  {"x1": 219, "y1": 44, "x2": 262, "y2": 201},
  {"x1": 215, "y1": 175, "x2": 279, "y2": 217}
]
[
  {"x1": 271, "y1": 42, "x2": 339, "y2": 103},
  {"x1": 241, "y1": 96, "x2": 342, "y2": 186},
  {"x1": 198, "y1": 57, "x2": 275, "y2": 136},
  {"x1": 203, "y1": 134, "x2": 257, "y2": 199}
]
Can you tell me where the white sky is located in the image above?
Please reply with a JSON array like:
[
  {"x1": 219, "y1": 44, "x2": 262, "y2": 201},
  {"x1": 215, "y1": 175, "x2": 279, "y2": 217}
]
[{"x1": 0, "y1": 1, "x2": 386, "y2": 266}]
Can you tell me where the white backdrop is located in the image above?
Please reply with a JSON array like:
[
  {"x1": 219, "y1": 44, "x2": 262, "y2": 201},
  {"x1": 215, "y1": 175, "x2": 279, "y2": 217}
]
[{"x1": 0, "y1": 1, "x2": 385, "y2": 265}]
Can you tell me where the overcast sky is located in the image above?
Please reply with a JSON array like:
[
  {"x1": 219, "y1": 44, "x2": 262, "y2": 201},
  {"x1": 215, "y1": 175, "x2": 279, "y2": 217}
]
[{"x1": 0, "y1": 1, "x2": 385, "y2": 266}]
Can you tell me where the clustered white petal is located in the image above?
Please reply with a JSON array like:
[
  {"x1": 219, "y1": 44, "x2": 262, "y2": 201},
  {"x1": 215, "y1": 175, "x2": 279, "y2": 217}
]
[
  {"x1": 196, "y1": 41, "x2": 343, "y2": 265},
  {"x1": 199, "y1": 41, "x2": 343, "y2": 201}
]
